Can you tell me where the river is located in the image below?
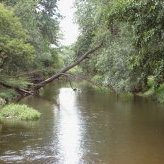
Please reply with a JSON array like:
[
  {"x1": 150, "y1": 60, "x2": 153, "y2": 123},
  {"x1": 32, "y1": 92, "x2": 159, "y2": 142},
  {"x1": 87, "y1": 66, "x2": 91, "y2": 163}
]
[{"x1": 0, "y1": 82, "x2": 164, "y2": 164}]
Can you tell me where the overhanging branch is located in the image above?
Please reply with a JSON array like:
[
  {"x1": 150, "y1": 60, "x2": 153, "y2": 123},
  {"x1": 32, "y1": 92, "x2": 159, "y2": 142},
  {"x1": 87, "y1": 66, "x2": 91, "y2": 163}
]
[
  {"x1": 0, "y1": 42, "x2": 104, "y2": 98},
  {"x1": 34, "y1": 42, "x2": 103, "y2": 90}
]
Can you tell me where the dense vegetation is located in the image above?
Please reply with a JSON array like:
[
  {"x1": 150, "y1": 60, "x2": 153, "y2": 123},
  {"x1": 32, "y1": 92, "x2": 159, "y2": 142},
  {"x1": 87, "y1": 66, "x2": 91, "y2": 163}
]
[
  {"x1": 0, "y1": 104, "x2": 41, "y2": 121},
  {"x1": 0, "y1": 0, "x2": 62, "y2": 100},
  {"x1": 73, "y1": 0, "x2": 164, "y2": 102},
  {"x1": 0, "y1": 0, "x2": 163, "y2": 103}
]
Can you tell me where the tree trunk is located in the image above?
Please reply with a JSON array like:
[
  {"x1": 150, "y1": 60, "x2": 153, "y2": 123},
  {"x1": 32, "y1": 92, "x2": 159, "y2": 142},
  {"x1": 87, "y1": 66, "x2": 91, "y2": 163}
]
[{"x1": 34, "y1": 42, "x2": 103, "y2": 90}]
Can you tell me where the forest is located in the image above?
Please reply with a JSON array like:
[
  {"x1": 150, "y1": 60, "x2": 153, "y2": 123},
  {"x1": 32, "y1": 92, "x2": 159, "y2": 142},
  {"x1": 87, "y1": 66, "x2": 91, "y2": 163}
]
[{"x1": 0, "y1": 0, "x2": 164, "y2": 104}]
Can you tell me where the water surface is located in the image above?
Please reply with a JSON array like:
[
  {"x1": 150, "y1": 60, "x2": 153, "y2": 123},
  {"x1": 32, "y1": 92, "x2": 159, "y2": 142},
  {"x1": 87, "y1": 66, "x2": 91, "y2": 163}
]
[{"x1": 0, "y1": 82, "x2": 164, "y2": 164}]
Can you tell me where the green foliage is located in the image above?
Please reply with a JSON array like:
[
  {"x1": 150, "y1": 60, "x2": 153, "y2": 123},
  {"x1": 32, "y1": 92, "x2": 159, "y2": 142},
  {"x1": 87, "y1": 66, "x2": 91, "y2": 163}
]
[
  {"x1": 0, "y1": 3, "x2": 35, "y2": 73},
  {"x1": 0, "y1": 89, "x2": 17, "y2": 100},
  {"x1": 38, "y1": 0, "x2": 60, "y2": 44},
  {"x1": 0, "y1": 37, "x2": 35, "y2": 73},
  {"x1": 109, "y1": 0, "x2": 164, "y2": 88},
  {"x1": 0, "y1": 1, "x2": 62, "y2": 98},
  {"x1": 12, "y1": 0, "x2": 61, "y2": 70},
  {"x1": 140, "y1": 77, "x2": 164, "y2": 103},
  {"x1": 0, "y1": 74, "x2": 31, "y2": 88},
  {"x1": 0, "y1": 104, "x2": 41, "y2": 121},
  {"x1": 60, "y1": 46, "x2": 75, "y2": 66},
  {"x1": 74, "y1": 0, "x2": 164, "y2": 94},
  {"x1": 0, "y1": 3, "x2": 26, "y2": 38},
  {"x1": 0, "y1": 0, "x2": 61, "y2": 71}
]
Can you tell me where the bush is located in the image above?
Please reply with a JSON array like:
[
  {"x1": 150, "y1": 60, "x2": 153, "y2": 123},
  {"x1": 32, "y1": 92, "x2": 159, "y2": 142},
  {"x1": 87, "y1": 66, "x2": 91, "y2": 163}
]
[{"x1": 0, "y1": 104, "x2": 41, "y2": 121}]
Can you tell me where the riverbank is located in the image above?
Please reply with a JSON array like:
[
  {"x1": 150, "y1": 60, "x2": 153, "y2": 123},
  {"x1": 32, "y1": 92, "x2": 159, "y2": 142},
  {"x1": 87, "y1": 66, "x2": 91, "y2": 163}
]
[
  {"x1": 133, "y1": 76, "x2": 164, "y2": 103},
  {"x1": 89, "y1": 76, "x2": 164, "y2": 104},
  {"x1": 0, "y1": 75, "x2": 164, "y2": 105},
  {"x1": 138, "y1": 83, "x2": 164, "y2": 103}
]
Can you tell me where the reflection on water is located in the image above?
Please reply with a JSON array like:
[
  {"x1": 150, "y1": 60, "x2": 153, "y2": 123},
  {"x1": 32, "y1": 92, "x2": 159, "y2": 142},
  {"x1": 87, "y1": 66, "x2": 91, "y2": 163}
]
[
  {"x1": 0, "y1": 119, "x2": 39, "y2": 129},
  {"x1": 0, "y1": 82, "x2": 164, "y2": 164},
  {"x1": 54, "y1": 88, "x2": 83, "y2": 164}
]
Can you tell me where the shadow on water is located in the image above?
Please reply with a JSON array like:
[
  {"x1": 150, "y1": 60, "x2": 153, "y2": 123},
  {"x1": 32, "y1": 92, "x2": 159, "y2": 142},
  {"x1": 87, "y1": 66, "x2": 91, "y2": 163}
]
[{"x1": 0, "y1": 81, "x2": 164, "y2": 164}]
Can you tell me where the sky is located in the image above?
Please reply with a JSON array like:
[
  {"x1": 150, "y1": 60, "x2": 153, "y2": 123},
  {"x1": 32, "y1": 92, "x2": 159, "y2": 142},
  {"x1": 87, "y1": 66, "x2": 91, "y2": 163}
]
[{"x1": 58, "y1": 0, "x2": 79, "y2": 46}]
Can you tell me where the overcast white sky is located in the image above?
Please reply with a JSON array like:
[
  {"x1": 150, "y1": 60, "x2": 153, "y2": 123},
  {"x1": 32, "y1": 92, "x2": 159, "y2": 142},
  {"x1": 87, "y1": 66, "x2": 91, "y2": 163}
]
[{"x1": 58, "y1": 0, "x2": 79, "y2": 46}]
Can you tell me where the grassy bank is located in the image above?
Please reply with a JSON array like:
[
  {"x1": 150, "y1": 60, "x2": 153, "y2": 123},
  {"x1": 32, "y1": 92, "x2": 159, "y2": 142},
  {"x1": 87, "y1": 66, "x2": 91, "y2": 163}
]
[
  {"x1": 91, "y1": 75, "x2": 164, "y2": 103},
  {"x1": 0, "y1": 104, "x2": 41, "y2": 121},
  {"x1": 141, "y1": 77, "x2": 164, "y2": 103}
]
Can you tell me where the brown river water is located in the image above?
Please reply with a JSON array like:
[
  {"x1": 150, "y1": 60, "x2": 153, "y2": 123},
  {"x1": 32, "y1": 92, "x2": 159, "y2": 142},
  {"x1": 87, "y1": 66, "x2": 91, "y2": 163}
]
[{"x1": 0, "y1": 82, "x2": 164, "y2": 164}]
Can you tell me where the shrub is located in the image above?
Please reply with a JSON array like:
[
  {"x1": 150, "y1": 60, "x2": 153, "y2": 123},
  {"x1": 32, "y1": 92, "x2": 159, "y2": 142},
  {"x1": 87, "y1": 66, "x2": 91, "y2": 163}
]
[{"x1": 0, "y1": 104, "x2": 41, "y2": 121}]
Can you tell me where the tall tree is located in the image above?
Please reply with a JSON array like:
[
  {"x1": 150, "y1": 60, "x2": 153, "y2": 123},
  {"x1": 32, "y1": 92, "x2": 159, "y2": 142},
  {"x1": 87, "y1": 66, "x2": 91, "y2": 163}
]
[
  {"x1": 0, "y1": 1, "x2": 61, "y2": 99},
  {"x1": 0, "y1": 3, "x2": 35, "y2": 74},
  {"x1": 1, "y1": 0, "x2": 61, "y2": 72}
]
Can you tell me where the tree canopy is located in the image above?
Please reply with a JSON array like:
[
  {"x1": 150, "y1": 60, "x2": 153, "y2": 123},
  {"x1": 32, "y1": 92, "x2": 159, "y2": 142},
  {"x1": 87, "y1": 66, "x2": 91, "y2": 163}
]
[
  {"x1": 74, "y1": 0, "x2": 164, "y2": 92},
  {"x1": 0, "y1": 3, "x2": 35, "y2": 74}
]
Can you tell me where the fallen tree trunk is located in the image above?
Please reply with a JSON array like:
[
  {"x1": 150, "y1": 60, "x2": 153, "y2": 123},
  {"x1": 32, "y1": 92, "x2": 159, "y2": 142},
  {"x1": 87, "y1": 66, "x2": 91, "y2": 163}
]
[
  {"x1": 0, "y1": 43, "x2": 103, "y2": 98},
  {"x1": 34, "y1": 42, "x2": 103, "y2": 90}
]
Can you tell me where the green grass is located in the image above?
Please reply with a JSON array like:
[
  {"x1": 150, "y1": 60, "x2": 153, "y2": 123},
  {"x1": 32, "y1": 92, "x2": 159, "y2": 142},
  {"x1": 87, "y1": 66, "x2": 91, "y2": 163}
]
[
  {"x1": 0, "y1": 104, "x2": 41, "y2": 121},
  {"x1": 141, "y1": 77, "x2": 164, "y2": 103},
  {"x1": 142, "y1": 76, "x2": 155, "y2": 96},
  {"x1": 143, "y1": 87, "x2": 155, "y2": 97}
]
